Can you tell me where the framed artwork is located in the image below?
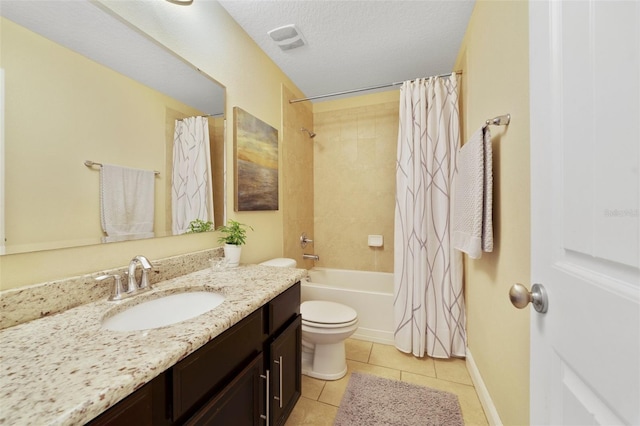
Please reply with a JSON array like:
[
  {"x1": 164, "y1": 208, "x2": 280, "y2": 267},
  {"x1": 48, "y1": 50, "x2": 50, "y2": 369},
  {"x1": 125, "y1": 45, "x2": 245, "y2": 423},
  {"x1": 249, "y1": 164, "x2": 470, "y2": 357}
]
[{"x1": 233, "y1": 107, "x2": 279, "y2": 211}]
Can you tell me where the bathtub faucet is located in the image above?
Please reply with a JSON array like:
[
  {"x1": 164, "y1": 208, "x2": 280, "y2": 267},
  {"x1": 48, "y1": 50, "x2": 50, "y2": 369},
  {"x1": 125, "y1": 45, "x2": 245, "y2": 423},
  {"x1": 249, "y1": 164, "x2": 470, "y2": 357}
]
[
  {"x1": 300, "y1": 232, "x2": 314, "y2": 248},
  {"x1": 303, "y1": 254, "x2": 319, "y2": 261}
]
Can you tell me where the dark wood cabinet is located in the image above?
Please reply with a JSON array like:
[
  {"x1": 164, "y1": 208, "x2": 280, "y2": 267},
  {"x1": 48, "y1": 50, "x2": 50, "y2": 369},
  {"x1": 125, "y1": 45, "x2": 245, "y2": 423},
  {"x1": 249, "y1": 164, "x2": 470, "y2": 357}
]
[
  {"x1": 87, "y1": 371, "x2": 169, "y2": 426},
  {"x1": 264, "y1": 280, "x2": 302, "y2": 425},
  {"x1": 172, "y1": 309, "x2": 264, "y2": 423},
  {"x1": 184, "y1": 353, "x2": 265, "y2": 426},
  {"x1": 87, "y1": 282, "x2": 301, "y2": 426},
  {"x1": 268, "y1": 315, "x2": 302, "y2": 426}
]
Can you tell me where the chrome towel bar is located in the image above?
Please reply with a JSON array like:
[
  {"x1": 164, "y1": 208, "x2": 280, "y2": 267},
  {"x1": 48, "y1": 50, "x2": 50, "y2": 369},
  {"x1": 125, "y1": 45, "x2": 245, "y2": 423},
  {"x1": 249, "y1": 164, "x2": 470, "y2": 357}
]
[
  {"x1": 485, "y1": 114, "x2": 511, "y2": 126},
  {"x1": 84, "y1": 160, "x2": 160, "y2": 175}
]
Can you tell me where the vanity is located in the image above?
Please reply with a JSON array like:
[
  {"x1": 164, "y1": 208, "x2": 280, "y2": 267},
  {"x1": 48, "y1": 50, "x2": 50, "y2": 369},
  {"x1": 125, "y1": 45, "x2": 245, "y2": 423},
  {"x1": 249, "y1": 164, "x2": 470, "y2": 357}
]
[
  {"x1": 90, "y1": 282, "x2": 300, "y2": 426},
  {"x1": 0, "y1": 258, "x2": 307, "y2": 426}
]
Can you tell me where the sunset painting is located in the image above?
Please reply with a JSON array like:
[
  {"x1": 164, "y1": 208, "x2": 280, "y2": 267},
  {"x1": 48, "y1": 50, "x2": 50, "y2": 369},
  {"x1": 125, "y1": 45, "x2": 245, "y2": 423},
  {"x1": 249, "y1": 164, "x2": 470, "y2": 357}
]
[{"x1": 233, "y1": 107, "x2": 279, "y2": 211}]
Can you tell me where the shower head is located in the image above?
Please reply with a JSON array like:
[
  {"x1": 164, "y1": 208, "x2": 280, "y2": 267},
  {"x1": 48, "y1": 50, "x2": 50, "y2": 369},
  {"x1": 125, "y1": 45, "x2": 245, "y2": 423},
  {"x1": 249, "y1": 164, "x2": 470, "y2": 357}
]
[{"x1": 300, "y1": 127, "x2": 316, "y2": 138}]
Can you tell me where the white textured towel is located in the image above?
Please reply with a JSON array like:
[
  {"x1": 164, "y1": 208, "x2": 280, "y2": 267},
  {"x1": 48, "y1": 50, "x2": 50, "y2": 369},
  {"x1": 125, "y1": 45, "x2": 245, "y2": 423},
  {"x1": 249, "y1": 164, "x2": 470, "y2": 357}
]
[
  {"x1": 452, "y1": 126, "x2": 493, "y2": 259},
  {"x1": 100, "y1": 164, "x2": 155, "y2": 243}
]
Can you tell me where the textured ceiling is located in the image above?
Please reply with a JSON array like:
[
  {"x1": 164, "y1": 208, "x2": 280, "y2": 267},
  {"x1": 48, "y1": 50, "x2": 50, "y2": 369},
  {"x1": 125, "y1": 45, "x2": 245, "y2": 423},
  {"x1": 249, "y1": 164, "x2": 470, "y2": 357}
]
[{"x1": 218, "y1": 0, "x2": 475, "y2": 101}]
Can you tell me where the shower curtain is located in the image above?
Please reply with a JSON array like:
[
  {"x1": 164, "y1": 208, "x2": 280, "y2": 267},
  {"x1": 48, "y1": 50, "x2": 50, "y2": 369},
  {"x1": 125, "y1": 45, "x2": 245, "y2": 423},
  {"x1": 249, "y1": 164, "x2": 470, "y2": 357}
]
[
  {"x1": 393, "y1": 74, "x2": 466, "y2": 358},
  {"x1": 172, "y1": 116, "x2": 214, "y2": 235}
]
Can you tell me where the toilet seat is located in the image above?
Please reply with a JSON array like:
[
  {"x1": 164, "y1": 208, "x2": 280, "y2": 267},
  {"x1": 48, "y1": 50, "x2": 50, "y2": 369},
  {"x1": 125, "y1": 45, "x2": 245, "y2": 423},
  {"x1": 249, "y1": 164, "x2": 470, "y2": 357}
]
[
  {"x1": 301, "y1": 301, "x2": 358, "y2": 328},
  {"x1": 302, "y1": 318, "x2": 358, "y2": 329}
]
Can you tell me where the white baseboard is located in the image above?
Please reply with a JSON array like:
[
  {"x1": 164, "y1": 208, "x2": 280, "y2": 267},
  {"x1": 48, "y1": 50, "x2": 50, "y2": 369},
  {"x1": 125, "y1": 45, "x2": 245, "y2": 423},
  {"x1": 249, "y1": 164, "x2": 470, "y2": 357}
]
[{"x1": 466, "y1": 348, "x2": 503, "y2": 426}]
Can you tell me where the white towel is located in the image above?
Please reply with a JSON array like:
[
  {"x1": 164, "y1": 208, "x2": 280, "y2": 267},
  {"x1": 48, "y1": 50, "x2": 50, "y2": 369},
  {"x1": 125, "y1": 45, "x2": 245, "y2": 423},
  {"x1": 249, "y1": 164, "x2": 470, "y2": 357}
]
[
  {"x1": 100, "y1": 164, "x2": 155, "y2": 243},
  {"x1": 452, "y1": 126, "x2": 493, "y2": 259}
]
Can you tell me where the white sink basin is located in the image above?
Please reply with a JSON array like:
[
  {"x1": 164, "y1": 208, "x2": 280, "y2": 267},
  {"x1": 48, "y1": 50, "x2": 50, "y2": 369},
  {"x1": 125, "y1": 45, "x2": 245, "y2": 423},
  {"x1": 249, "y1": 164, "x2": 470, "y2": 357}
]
[{"x1": 101, "y1": 291, "x2": 225, "y2": 332}]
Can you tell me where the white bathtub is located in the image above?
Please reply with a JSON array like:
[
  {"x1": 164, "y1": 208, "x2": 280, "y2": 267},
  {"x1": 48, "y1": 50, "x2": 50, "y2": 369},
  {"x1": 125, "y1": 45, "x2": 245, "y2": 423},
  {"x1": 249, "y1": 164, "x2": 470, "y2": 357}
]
[{"x1": 302, "y1": 267, "x2": 395, "y2": 345}]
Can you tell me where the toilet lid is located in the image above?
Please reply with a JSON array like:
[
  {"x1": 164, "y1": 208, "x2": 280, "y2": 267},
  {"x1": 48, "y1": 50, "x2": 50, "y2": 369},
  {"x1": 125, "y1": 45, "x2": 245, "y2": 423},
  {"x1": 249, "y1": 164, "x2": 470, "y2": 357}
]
[{"x1": 301, "y1": 300, "x2": 357, "y2": 325}]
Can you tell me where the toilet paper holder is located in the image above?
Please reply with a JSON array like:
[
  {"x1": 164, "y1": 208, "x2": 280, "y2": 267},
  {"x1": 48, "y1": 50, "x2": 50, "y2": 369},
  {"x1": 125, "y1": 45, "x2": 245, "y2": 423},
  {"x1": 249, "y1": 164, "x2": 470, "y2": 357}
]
[{"x1": 368, "y1": 235, "x2": 383, "y2": 247}]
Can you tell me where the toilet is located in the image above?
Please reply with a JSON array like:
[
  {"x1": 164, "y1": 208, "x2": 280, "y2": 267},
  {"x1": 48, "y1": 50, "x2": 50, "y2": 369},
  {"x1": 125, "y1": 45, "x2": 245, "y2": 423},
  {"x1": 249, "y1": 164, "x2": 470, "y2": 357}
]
[{"x1": 260, "y1": 258, "x2": 359, "y2": 380}]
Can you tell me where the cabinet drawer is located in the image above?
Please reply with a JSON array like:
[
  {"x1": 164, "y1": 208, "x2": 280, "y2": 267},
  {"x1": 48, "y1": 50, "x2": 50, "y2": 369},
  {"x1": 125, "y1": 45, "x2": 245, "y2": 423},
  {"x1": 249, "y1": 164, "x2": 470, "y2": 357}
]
[
  {"x1": 266, "y1": 282, "x2": 300, "y2": 335},
  {"x1": 172, "y1": 309, "x2": 263, "y2": 422}
]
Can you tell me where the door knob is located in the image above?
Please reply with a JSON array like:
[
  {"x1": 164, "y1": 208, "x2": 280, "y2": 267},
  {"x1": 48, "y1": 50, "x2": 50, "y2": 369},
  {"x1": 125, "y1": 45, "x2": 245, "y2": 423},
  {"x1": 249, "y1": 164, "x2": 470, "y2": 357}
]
[{"x1": 509, "y1": 283, "x2": 548, "y2": 313}]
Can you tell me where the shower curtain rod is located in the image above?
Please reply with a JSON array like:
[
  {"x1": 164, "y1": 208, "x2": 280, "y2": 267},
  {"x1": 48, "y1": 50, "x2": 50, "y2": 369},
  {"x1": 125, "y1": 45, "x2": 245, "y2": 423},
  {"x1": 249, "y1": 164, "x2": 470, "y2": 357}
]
[
  {"x1": 289, "y1": 70, "x2": 463, "y2": 104},
  {"x1": 177, "y1": 113, "x2": 224, "y2": 121}
]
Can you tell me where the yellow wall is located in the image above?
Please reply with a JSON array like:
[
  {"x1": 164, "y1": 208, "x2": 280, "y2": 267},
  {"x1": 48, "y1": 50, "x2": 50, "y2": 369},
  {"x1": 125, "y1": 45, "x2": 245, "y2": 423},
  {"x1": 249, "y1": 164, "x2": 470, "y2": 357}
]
[
  {"x1": 455, "y1": 1, "x2": 531, "y2": 424},
  {"x1": 1, "y1": 18, "x2": 206, "y2": 254},
  {"x1": 313, "y1": 91, "x2": 398, "y2": 272},
  {"x1": 0, "y1": 1, "x2": 305, "y2": 289}
]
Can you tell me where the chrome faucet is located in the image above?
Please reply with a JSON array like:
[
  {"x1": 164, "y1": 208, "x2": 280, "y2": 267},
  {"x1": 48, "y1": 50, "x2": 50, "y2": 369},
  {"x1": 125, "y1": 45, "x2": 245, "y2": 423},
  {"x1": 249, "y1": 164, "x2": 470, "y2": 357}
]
[
  {"x1": 126, "y1": 255, "x2": 153, "y2": 293},
  {"x1": 96, "y1": 273, "x2": 126, "y2": 301},
  {"x1": 96, "y1": 255, "x2": 154, "y2": 301}
]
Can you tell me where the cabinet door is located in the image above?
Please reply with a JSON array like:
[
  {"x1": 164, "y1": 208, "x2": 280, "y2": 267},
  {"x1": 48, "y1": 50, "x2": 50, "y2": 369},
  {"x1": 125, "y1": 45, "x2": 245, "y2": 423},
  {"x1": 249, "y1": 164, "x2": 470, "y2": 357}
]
[
  {"x1": 269, "y1": 315, "x2": 301, "y2": 426},
  {"x1": 185, "y1": 353, "x2": 265, "y2": 426},
  {"x1": 87, "y1": 373, "x2": 168, "y2": 426}
]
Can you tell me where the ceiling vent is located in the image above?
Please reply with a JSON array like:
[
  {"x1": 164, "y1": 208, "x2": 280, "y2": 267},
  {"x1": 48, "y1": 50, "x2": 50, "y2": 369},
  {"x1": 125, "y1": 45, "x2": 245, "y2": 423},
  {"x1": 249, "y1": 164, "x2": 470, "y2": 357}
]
[{"x1": 267, "y1": 24, "x2": 307, "y2": 51}]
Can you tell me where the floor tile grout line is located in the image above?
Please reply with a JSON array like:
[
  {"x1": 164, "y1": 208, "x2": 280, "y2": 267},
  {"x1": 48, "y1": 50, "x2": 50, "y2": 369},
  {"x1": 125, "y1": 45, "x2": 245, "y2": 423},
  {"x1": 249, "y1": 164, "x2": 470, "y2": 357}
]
[
  {"x1": 403, "y1": 368, "x2": 476, "y2": 387},
  {"x1": 298, "y1": 395, "x2": 340, "y2": 409}
]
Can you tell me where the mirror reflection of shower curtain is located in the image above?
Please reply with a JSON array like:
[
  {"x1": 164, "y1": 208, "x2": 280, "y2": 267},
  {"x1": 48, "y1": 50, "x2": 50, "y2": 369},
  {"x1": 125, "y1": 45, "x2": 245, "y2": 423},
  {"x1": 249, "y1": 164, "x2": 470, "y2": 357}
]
[{"x1": 172, "y1": 116, "x2": 214, "y2": 235}]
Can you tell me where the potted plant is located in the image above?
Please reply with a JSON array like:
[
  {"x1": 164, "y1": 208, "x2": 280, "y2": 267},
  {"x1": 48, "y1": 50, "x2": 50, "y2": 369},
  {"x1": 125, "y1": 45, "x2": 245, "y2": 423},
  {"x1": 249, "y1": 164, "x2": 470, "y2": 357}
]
[
  {"x1": 216, "y1": 219, "x2": 253, "y2": 267},
  {"x1": 186, "y1": 219, "x2": 214, "y2": 234}
]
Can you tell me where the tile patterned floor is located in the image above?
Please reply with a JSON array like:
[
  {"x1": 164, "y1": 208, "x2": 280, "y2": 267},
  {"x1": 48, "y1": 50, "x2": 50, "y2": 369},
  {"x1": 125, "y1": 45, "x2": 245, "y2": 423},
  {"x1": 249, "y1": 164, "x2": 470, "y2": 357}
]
[{"x1": 285, "y1": 339, "x2": 489, "y2": 425}]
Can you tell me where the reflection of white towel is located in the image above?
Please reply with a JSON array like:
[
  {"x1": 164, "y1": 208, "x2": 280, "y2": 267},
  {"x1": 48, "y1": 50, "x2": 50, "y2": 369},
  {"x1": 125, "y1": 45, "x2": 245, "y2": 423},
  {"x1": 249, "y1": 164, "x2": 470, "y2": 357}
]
[
  {"x1": 100, "y1": 164, "x2": 155, "y2": 243},
  {"x1": 453, "y1": 126, "x2": 493, "y2": 259}
]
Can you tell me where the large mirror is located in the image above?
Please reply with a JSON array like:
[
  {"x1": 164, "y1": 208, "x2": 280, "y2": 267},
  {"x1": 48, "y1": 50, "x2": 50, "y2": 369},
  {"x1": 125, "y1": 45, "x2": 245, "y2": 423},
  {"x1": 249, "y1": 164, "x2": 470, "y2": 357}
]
[{"x1": 0, "y1": 0, "x2": 226, "y2": 255}]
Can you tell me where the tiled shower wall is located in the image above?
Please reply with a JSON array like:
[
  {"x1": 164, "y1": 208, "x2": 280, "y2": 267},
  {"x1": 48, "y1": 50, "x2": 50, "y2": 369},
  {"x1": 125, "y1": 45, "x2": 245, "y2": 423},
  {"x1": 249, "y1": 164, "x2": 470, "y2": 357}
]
[
  {"x1": 313, "y1": 92, "x2": 399, "y2": 272},
  {"x1": 282, "y1": 86, "x2": 315, "y2": 269}
]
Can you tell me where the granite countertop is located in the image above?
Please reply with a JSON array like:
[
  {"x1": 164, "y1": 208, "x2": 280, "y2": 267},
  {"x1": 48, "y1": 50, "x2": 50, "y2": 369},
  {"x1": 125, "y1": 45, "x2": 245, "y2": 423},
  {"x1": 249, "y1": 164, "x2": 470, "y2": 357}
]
[{"x1": 0, "y1": 264, "x2": 307, "y2": 426}]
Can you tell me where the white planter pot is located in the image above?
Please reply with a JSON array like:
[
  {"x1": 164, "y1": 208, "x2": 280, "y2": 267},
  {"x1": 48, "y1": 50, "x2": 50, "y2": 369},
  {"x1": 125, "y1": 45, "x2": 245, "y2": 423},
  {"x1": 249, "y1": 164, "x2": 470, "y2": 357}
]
[{"x1": 223, "y1": 244, "x2": 242, "y2": 267}]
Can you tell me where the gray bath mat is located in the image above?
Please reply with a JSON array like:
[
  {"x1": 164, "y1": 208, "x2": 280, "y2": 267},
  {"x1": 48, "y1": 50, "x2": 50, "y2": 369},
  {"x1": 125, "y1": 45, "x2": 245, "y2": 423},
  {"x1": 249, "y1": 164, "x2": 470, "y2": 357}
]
[{"x1": 334, "y1": 372, "x2": 464, "y2": 426}]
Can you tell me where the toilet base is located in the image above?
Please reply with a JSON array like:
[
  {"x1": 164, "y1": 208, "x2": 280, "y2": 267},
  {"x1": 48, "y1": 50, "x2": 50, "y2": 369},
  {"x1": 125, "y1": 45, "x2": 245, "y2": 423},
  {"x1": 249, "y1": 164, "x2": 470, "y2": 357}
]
[{"x1": 301, "y1": 341, "x2": 348, "y2": 380}]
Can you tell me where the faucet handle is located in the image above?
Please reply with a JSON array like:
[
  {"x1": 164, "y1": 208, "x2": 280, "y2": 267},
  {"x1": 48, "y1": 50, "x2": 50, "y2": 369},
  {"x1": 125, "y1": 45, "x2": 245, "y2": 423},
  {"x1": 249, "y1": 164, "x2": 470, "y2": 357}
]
[
  {"x1": 138, "y1": 268, "x2": 151, "y2": 290},
  {"x1": 96, "y1": 274, "x2": 125, "y2": 301},
  {"x1": 300, "y1": 232, "x2": 314, "y2": 248}
]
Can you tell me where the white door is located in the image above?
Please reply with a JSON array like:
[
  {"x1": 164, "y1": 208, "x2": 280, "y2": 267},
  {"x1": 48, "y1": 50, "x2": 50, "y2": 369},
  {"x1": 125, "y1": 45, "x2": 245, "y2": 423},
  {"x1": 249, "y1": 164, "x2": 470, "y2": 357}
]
[{"x1": 529, "y1": 1, "x2": 639, "y2": 425}]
